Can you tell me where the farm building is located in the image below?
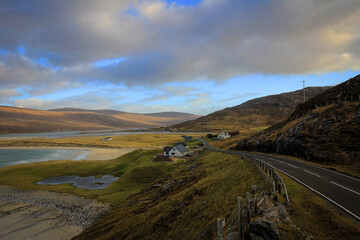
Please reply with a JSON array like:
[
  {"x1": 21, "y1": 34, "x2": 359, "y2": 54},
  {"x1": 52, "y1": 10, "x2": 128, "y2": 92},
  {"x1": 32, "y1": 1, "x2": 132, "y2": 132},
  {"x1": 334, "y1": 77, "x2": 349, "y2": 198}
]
[
  {"x1": 218, "y1": 132, "x2": 230, "y2": 139},
  {"x1": 163, "y1": 144, "x2": 188, "y2": 157}
]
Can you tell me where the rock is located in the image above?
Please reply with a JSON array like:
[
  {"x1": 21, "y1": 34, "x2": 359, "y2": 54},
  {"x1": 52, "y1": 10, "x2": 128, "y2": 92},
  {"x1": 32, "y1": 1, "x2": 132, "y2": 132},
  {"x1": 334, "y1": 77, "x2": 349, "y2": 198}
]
[
  {"x1": 255, "y1": 194, "x2": 274, "y2": 215},
  {"x1": 263, "y1": 205, "x2": 290, "y2": 223},
  {"x1": 249, "y1": 233, "x2": 265, "y2": 240},
  {"x1": 196, "y1": 229, "x2": 206, "y2": 239},
  {"x1": 249, "y1": 219, "x2": 280, "y2": 240},
  {"x1": 226, "y1": 232, "x2": 239, "y2": 240}
]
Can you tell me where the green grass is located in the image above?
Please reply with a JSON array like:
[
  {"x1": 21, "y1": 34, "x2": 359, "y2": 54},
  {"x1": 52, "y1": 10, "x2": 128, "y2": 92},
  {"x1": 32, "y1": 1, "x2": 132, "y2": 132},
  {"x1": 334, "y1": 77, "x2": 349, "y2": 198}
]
[
  {"x1": 0, "y1": 149, "x2": 180, "y2": 206},
  {"x1": 73, "y1": 150, "x2": 266, "y2": 240},
  {"x1": 279, "y1": 173, "x2": 360, "y2": 240}
]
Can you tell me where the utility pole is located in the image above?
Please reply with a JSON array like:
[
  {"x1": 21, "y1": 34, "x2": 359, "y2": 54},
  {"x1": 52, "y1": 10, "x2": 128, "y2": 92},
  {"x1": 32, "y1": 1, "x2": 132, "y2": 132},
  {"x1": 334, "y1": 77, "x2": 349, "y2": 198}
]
[{"x1": 302, "y1": 80, "x2": 306, "y2": 102}]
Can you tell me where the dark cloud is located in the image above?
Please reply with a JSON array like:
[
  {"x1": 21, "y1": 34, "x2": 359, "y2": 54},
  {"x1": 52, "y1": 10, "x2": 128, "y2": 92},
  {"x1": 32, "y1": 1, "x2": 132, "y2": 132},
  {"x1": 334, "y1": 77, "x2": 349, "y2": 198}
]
[{"x1": 0, "y1": 0, "x2": 359, "y2": 90}]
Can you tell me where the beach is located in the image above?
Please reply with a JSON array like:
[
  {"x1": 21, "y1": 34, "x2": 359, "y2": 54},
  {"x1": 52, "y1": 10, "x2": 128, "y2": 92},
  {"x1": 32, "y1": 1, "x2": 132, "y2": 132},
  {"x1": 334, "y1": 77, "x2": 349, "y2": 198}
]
[{"x1": 0, "y1": 186, "x2": 110, "y2": 240}]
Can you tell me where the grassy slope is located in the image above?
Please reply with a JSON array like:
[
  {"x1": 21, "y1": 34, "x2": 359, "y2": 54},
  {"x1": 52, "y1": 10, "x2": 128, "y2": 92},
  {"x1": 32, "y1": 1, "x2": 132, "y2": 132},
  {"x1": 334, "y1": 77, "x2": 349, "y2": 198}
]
[
  {"x1": 281, "y1": 173, "x2": 360, "y2": 240},
  {"x1": 170, "y1": 87, "x2": 329, "y2": 132},
  {"x1": 73, "y1": 151, "x2": 266, "y2": 240},
  {"x1": 0, "y1": 133, "x2": 202, "y2": 149}
]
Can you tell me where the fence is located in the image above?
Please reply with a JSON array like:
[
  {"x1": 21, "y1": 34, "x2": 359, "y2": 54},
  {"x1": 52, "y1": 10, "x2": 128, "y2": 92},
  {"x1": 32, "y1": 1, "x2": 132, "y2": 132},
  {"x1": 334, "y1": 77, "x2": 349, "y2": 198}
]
[{"x1": 213, "y1": 154, "x2": 290, "y2": 240}]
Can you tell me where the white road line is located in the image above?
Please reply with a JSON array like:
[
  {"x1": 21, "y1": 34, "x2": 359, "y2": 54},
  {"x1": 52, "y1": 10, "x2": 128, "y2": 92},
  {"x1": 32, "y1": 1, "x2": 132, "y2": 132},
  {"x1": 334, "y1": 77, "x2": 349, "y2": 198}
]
[
  {"x1": 287, "y1": 164, "x2": 298, "y2": 168},
  {"x1": 331, "y1": 181, "x2": 360, "y2": 196},
  {"x1": 304, "y1": 169, "x2": 321, "y2": 178},
  {"x1": 271, "y1": 167, "x2": 360, "y2": 221},
  {"x1": 276, "y1": 160, "x2": 284, "y2": 163}
]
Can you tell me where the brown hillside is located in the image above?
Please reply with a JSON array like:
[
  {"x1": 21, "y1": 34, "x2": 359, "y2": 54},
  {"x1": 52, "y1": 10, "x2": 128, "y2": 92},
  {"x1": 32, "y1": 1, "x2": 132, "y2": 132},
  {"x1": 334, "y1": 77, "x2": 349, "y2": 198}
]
[
  {"x1": 170, "y1": 87, "x2": 330, "y2": 132},
  {"x1": 0, "y1": 107, "x2": 200, "y2": 134},
  {"x1": 236, "y1": 75, "x2": 360, "y2": 177}
]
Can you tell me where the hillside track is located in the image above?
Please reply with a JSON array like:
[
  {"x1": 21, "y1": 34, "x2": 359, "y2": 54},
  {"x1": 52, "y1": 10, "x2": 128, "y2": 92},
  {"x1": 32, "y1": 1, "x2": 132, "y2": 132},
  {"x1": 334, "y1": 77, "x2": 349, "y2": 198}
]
[{"x1": 200, "y1": 138, "x2": 360, "y2": 221}]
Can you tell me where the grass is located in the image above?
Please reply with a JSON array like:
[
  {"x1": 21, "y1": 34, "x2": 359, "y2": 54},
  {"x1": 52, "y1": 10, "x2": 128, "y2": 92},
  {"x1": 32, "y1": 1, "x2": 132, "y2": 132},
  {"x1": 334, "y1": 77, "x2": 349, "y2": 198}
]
[
  {"x1": 0, "y1": 149, "x2": 181, "y2": 206},
  {"x1": 0, "y1": 133, "x2": 202, "y2": 149},
  {"x1": 73, "y1": 150, "x2": 266, "y2": 240},
  {"x1": 279, "y1": 173, "x2": 360, "y2": 240}
]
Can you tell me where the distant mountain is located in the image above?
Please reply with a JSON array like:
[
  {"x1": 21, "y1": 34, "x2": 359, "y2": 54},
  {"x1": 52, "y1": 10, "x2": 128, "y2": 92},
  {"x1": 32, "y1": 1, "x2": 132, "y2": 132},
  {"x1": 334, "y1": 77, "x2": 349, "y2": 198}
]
[
  {"x1": 0, "y1": 107, "x2": 201, "y2": 134},
  {"x1": 236, "y1": 75, "x2": 360, "y2": 176},
  {"x1": 170, "y1": 87, "x2": 330, "y2": 132}
]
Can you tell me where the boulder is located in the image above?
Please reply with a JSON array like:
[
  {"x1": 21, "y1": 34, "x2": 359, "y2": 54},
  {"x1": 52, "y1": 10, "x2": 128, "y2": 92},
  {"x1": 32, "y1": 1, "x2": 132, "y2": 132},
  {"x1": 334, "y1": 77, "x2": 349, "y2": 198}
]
[{"x1": 249, "y1": 219, "x2": 280, "y2": 240}]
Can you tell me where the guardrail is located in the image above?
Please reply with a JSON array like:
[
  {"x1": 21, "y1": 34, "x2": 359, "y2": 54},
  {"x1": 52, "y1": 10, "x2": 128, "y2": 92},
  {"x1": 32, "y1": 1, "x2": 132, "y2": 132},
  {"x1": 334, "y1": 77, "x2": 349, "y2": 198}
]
[{"x1": 199, "y1": 138, "x2": 291, "y2": 240}]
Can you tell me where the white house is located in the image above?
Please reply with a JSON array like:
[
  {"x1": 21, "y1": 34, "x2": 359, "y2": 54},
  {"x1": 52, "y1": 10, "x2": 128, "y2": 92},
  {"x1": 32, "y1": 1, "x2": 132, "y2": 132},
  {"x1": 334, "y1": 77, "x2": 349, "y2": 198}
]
[
  {"x1": 218, "y1": 131, "x2": 230, "y2": 139},
  {"x1": 163, "y1": 144, "x2": 188, "y2": 157}
]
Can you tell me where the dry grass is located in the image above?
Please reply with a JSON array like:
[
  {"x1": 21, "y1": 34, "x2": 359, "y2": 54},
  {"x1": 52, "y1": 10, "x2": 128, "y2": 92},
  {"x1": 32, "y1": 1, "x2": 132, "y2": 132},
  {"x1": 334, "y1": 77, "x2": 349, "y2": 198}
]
[
  {"x1": 0, "y1": 133, "x2": 202, "y2": 149},
  {"x1": 73, "y1": 150, "x2": 265, "y2": 240},
  {"x1": 280, "y1": 173, "x2": 360, "y2": 240}
]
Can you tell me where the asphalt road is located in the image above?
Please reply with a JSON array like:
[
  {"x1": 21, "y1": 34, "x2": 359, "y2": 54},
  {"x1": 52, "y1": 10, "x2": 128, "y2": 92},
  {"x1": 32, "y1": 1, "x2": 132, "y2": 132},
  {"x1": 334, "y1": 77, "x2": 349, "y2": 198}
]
[{"x1": 200, "y1": 138, "x2": 360, "y2": 221}]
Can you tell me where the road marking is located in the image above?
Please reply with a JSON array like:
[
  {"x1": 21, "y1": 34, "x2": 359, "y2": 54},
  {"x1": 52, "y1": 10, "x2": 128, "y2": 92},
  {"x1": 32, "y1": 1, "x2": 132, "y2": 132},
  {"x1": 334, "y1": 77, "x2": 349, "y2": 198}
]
[
  {"x1": 304, "y1": 169, "x2": 321, "y2": 178},
  {"x1": 273, "y1": 167, "x2": 360, "y2": 221},
  {"x1": 276, "y1": 160, "x2": 284, "y2": 163},
  {"x1": 287, "y1": 164, "x2": 298, "y2": 168},
  {"x1": 331, "y1": 181, "x2": 360, "y2": 196}
]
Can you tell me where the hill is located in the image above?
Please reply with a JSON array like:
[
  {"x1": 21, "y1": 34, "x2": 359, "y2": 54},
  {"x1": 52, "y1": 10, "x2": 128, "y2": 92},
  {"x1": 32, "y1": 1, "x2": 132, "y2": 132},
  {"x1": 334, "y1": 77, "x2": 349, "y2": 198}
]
[
  {"x1": 236, "y1": 74, "x2": 360, "y2": 177},
  {"x1": 170, "y1": 87, "x2": 330, "y2": 132},
  {"x1": 0, "y1": 107, "x2": 201, "y2": 134}
]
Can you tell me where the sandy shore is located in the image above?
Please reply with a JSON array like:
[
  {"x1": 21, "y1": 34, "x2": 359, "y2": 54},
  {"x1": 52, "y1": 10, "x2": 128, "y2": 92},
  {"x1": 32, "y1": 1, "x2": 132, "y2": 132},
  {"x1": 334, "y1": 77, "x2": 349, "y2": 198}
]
[
  {"x1": 0, "y1": 186, "x2": 110, "y2": 240},
  {"x1": 0, "y1": 147, "x2": 138, "y2": 161}
]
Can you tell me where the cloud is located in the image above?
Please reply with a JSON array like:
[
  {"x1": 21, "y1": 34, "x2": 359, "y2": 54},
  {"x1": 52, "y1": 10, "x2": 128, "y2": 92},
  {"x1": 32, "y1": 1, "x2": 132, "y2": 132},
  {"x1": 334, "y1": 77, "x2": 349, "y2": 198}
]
[
  {"x1": 12, "y1": 91, "x2": 122, "y2": 110},
  {"x1": 220, "y1": 93, "x2": 258, "y2": 103},
  {"x1": 0, "y1": 0, "x2": 359, "y2": 91},
  {"x1": 0, "y1": 88, "x2": 22, "y2": 103}
]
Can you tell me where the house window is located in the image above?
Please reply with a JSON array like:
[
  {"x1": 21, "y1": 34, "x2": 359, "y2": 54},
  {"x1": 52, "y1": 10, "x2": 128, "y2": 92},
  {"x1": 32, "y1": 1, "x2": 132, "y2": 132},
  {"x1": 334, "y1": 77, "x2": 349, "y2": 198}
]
[{"x1": 172, "y1": 152, "x2": 175, "y2": 155}]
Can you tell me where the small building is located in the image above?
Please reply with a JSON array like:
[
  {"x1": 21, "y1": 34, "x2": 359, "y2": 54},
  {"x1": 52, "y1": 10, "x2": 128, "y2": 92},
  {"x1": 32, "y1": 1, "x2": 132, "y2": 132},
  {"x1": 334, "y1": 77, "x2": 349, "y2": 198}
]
[
  {"x1": 174, "y1": 142, "x2": 188, "y2": 149},
  {"x1": 218, "y1": 131, "x2": 230, "y2": 139},
  {"x1": 163, "y1": 147, "x2": 172, "y2": 156},
  {"x1": 182, "y1": 135, "x2": 193, "y2": 141},
  {"x1": 163, "y1": 144, "x2": 188, "y2": 157},
  {"x1": 101, "y1": 137, "x2": 113, "y2": 141}
]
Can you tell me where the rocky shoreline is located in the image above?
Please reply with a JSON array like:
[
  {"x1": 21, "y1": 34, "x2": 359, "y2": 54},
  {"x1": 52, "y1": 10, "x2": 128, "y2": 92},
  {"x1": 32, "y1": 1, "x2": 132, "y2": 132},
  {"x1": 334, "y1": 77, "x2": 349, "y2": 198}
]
[{"x1": 0, "y1": 185, "x2": 110, "y2": 228}]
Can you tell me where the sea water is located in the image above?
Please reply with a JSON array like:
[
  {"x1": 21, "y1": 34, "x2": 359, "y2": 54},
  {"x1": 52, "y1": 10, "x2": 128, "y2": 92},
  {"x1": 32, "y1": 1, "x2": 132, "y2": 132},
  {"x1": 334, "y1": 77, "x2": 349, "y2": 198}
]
[{"x1": 0, "y1": 148, "x2": 90, "y2": 168}]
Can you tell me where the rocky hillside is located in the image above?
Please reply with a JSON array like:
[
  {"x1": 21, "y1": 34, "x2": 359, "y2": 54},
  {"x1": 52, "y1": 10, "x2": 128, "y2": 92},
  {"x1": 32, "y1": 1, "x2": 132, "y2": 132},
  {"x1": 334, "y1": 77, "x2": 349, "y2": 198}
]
[
  {"x1": 0, "y1": 107, "x2": 200, "y2": 134},
  {"x1": 170, "y1": 87, "x2": 330, "y2": 132},
  {"x1": 236, "y1": 75, "x2": 360, "y2": 176}
]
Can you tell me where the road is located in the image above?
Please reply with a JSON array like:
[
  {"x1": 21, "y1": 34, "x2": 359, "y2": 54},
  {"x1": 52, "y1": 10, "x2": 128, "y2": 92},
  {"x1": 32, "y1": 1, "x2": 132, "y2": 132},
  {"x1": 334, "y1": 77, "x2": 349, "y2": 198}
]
[{"x1": 200, "y1": 138, "x2": 360, "y2": 221}]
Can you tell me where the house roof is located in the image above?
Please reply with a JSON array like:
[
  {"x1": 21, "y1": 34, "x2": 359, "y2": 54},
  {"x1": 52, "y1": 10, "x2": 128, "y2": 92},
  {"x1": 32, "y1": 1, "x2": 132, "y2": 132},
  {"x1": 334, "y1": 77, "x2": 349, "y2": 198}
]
[
  {"x1": 173, "y1": 144, "x2": 187, "y2": 153},
  {"x1": 173, "y1": 142, "x2": 188, "y2": 147},
  {"x1": 163, "y1": 147, "x2": 172, "y2": 152}
]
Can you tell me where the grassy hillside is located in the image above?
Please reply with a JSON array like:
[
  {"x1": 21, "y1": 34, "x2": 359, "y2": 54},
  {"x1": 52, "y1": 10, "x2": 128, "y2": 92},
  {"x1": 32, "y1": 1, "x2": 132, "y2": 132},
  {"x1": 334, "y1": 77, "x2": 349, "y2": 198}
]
[
  {"x1": 237, "y1": 75, "x2": 360, "y2": 178},
  {"x1": 170, "y1": 87, "x2": 329, "y2": 132},
  {"x1": 73, "y1": 150, "x2": 265, "y2": 240},
  {"x1": 0, "y1": 106, "x2": 200, "y2": 134}
]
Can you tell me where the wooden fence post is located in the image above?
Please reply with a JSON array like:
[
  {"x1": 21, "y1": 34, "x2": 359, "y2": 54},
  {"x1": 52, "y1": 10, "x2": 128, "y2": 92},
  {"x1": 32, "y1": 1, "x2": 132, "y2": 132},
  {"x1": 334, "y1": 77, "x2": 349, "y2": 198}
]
[
  {"x1": 246, "y1": 192, "x2": 251, "y2": 221},
  {"x1": 237, "y1": 197, "x2": 243, "y2": 240},
  {"x1": 217, "y1": 218, "x2": 225, "y2": 240},
  {"x1": 267, "y1": 172, "x2": 271, "y2": 194}
]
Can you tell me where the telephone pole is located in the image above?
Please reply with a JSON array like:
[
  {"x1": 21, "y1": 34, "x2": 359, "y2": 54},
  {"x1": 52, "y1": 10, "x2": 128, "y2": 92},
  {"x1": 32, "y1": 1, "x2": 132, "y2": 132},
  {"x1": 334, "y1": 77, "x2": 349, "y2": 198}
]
[{"x1": 302, "y1": 80, "x2": 306, "y2": 102}]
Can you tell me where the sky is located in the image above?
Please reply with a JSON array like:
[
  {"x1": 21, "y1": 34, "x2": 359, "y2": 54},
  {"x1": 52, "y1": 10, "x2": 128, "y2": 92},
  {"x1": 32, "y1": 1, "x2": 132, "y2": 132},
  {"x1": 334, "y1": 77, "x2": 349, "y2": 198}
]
[{"x1": 0, "y1": 0, "x2": 360, "y2": 115}]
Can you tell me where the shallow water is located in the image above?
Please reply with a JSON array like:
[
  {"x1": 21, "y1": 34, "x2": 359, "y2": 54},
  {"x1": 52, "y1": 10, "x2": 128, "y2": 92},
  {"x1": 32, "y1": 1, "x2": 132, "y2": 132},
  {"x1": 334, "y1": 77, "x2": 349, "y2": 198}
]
[
  {"x1": 37, "y1": 175, "x2": 118, "y2": 190},
  {"x1": 0, "y1": 148, "x2": 90, "y2": 168}
]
